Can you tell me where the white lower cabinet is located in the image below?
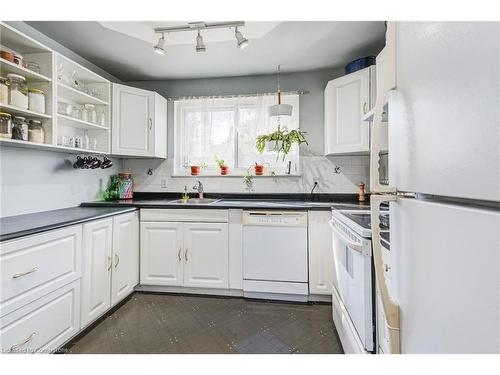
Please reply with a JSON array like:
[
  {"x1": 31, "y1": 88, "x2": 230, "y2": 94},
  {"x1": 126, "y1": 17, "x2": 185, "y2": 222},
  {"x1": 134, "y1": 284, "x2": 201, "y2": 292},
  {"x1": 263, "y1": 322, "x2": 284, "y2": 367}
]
[
  {"x1": 0, "y1": 280, "x2": 80, "y2": 353},
  {"x1": 183, "y1": 223, "x2": 229, "y2": 289},
  {"x1": 80, "y1": 218, "x2": 113, "y2": 328},
  {"x1": 308, "y1": 211, "x2": 334, "y2": 295},
  {"x1": 140, "y1": 220, "x2": 229, "y2": 290},
  {"x1": 81, "y1": 211, "x2": 139, "y2": 328}
]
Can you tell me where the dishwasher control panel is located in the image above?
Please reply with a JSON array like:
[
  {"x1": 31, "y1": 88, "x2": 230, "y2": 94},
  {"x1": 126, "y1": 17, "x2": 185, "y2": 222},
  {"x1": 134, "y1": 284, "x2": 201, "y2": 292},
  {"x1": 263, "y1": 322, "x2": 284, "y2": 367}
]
[{"x1": 242, "y1": 211, "x2": 308, "y2": 227}]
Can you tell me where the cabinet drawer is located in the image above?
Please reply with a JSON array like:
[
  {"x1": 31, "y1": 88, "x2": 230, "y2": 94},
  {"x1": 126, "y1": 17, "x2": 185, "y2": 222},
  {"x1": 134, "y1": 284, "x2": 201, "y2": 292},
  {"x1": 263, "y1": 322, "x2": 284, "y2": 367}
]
[
  {"x1": 0, "y1": 225, "x2": 82, "y2": 316},
  {"x1": 140, "y1": 209, "x2": 228, "y2": 223},
  {"x1": 0, "y1": 281, "x2": 80, "y2": 353}
]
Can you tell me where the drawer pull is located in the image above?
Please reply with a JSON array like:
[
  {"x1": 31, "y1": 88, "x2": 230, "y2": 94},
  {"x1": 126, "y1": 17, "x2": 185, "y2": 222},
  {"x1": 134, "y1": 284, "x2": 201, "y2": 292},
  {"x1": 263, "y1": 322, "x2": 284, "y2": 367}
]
[
  {"x1": 178, "y1": 247, "x2": 182, "y2": 262},
  {"x1": 12, "y1": 267, "x2": 38, "y2": 279},
  {"x1": 185, "y1": 248, "x2": 188, "y2": 262},
  {"x1": 114, "y1": 253, "x2": 120, "y2": 268},
  {"x1": 10, "y1": 331, "x2": 36, "y2": 352}
]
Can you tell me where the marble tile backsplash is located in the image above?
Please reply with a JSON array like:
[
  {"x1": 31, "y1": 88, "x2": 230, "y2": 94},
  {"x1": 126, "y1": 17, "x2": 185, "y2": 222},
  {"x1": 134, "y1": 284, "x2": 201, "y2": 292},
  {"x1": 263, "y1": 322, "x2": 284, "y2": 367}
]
[{"x1": 123, "y1": 155, "x2": 369, "y2": 195}]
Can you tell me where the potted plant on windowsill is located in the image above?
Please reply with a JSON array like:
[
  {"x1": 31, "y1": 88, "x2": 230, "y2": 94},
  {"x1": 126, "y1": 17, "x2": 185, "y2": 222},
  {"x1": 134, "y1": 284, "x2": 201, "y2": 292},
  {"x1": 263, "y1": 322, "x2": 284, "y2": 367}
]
[
  {"x1": 254, "y1": 162, "x2": 264, "y2": 175},
  {"x1": 188, "y1": 162, "x2": 207, "y2": 176},
  {"x1": 215, "y1": 156, "x2": 229, "y2": 175},
  {"x1": 256, "y1": 127, "x2": 308, "y2": 161}
]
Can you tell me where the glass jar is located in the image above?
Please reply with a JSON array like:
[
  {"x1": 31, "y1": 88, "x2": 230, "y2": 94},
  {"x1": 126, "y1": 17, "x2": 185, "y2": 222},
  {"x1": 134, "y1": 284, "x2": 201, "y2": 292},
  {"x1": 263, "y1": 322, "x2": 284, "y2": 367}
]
[
  {"x1": 7, "y1": 74, "x2": 28, "y2": 109},
  {"x1": 117, "y1": 173, "x2": 134, "y2": 199},
  {"x1": 28, "y1": 88, "x2": 46, "y2": 114},
  {"x1": 12, "y1": 116, "x2": 28, "y2": 141},
  {"x1": 0, "y1": 112, "x2": 12, "y2": 138},
  {"x1": 84, "y1": 104, "x2": 97, "y2": 123},
  {"x1": 81, "y1": 105, "x2": 88, "y2": 122},
  {"x1": 98, "y1": 109, "x2": 106, "y2": 126},
  {"x1": 25, "y1": 62, "x2": 40, "y2": 74},
  {"x1": 28, "y1": 119, "x2": 45, "y2": 143},
  {"x1": 0, "y1": 76, "x2": 8, "y2": 104}
]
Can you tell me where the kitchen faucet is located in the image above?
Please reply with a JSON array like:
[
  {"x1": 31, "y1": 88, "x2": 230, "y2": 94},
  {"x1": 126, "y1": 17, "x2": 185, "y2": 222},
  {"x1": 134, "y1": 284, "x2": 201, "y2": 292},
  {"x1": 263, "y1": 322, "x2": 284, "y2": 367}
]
[{"x1": 193, "y1": 180, "x2": 204, "y2": 199}]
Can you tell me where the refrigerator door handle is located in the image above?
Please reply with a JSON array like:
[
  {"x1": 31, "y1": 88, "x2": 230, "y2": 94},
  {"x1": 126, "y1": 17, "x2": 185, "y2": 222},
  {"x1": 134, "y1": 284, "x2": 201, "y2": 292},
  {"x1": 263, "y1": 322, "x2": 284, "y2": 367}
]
[
  {"x1": 371, "y1": 194, "x2": 401, "y2": 354},
  {"x1": 370, "y1": 91, "x2": 397, "y2": 194}
]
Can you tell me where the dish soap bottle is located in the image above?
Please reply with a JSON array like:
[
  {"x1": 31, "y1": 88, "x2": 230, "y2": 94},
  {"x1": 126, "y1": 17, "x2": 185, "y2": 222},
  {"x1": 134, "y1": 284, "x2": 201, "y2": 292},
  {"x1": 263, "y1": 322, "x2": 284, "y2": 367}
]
[{"x1": 182, "y1": 186, "x2": 189, "y2": 203}]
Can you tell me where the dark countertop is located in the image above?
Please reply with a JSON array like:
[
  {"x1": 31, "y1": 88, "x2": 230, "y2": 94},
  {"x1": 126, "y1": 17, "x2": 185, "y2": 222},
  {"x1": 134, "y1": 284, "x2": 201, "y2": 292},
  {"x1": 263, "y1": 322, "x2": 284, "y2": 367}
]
[{"x1": 0, "y1": 206, "x2": 137, "y2": 242}]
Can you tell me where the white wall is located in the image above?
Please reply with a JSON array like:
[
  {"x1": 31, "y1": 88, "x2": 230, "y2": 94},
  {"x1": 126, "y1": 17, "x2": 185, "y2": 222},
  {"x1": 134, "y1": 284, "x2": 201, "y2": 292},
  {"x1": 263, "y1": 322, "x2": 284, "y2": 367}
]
[{"x1": 0, "y1": 147, "x2": 122, "y2": 217}]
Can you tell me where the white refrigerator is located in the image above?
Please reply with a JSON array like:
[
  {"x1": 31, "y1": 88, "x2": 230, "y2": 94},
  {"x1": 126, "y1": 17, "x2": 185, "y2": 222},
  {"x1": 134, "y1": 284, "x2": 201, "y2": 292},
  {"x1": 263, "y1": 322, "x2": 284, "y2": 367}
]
[{"x1": 370, "y1": 22, "x2": 500, "y2": 354}]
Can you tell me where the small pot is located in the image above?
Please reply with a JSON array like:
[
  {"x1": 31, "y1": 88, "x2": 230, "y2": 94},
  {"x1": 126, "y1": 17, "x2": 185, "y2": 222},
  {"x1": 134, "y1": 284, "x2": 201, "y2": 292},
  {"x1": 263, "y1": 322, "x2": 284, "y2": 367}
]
[
  {"x1": 220, "y1": 165, "x2": 229, "y2": 175},
  {"x1": 1, "y1": 50, "x2": 15, "y2": 63},
  {"x1": 254, "y1": 164, "x2": 264, "y2": 175},
  {"x1": 190, "y1": 165, "x2": 201, "y2": 175}
]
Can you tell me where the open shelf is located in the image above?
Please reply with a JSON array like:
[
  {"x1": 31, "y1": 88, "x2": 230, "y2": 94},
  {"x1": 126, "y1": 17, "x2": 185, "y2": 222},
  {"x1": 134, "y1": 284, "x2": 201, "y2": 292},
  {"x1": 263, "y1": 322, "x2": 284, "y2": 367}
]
[
  {"x1": 0, "y1": 138, "x2": 109, "y2": 155},
  {"x1": 0, "y1": 103, "x2": 52, "y2": 119},
  {"x1": 57, "y1": 83, "x2": 108, "y2": 106},
  {"x1": 0, "y1": 23, "x2": 52, "y2": 54},
  {"x1": 0, "y1": 58, "x2": 52, "y2": 82},
  {"x1": 57, "y1": 114, "x2": 108, "y2": 131}
]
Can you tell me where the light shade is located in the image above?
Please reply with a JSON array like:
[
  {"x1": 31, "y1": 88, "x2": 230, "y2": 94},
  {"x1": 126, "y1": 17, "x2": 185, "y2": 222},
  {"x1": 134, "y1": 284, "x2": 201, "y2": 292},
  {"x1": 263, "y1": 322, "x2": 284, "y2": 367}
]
[
  {"x1": 235, "y1": 27, "x2": 249, "y2": 49},
  {"x1": 153, "y1": 34, "x2": 166, "y2": 55},
  {"x1": 196, "y1": 31, "x2": 206, "y2": 53},
  {"x1": 268, "y1": 103, "x2": 293, "y2": 117}
]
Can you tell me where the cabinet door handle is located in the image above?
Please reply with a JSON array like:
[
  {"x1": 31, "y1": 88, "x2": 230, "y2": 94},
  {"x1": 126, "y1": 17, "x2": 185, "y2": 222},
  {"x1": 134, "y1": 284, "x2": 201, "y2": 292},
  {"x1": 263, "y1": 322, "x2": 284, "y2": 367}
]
[
  {"x1": 107, "y1": 256, "x2": 112, "y2": 271},
  {"x1": 185, "y1": 248, "x2": 188, "y2": 262},
  {"x1": 148, "y1": 118, "x2": 153, "y2": 130},
  {"x1": 363, "y1": 102, "x2": 368, "y2": 114},
  {"x1": 12, "y1": 267, "x2": 38, "y2": 279},
  {"x1": 178, "y1": 247, "x2": 182, "y2": 262},
  {"x1": 114, "y1": 253, "x2": 120, "y2": 268},
  {"x1": 10, "y1": 332, "x2": 36, "y2": 352}
]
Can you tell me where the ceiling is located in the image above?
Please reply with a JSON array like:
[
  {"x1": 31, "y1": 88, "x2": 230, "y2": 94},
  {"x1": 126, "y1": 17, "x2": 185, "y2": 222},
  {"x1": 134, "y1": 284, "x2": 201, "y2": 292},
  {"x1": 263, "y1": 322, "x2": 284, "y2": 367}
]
[{"x1": 27, "y1": 21, "x2": 386, "y2": 81}]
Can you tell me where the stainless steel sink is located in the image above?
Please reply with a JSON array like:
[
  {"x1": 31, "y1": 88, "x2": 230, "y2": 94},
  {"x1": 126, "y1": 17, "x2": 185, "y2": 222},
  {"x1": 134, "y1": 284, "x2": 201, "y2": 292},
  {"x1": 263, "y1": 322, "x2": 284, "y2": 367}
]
[{"x1": 168, "y1": 198, "x2": 221, "y2": 205}]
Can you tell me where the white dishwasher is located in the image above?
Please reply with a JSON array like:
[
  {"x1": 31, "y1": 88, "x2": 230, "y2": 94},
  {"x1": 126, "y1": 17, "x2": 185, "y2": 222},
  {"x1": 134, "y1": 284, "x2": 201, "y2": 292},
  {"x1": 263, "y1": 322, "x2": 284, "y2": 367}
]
[{"x1": 242, "y1": 210, "x2": 308, "y2": 302}]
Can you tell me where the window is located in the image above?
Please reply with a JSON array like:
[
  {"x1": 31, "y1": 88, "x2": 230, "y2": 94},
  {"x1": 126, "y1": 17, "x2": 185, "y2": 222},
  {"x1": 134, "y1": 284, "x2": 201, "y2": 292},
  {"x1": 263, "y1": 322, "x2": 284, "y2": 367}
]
[{"x1": 174, "y1": 94, "x2": 300, "y2": 175}]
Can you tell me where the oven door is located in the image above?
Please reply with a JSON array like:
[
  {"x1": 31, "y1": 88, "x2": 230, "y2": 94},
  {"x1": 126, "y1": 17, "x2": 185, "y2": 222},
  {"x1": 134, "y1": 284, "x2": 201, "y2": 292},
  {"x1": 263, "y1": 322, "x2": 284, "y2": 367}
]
[{"x1": 330, "y1": 218, "x2": 374, "y2": 352}]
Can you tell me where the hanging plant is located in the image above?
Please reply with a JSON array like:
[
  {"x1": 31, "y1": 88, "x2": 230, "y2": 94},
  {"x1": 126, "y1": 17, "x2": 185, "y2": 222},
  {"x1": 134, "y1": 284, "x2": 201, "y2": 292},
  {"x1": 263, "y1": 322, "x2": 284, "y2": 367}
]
[{"x1": 256, "y1": 128, "x2": 308, "y2": 160}]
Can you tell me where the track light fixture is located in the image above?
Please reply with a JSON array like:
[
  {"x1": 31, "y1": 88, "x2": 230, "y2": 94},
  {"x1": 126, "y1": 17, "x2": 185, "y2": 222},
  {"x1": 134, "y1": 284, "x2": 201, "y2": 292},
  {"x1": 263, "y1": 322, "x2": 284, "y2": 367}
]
[
  {"x1": 153, "y1": 33, "x2": 166, "y2": 55},
  {"x1": 195, "y1": 30, "x2": 206, "y2": 53},
  {"x1": 153, "y1": 21, "x2": 248, "y2": 54},
  {"x1": 235, "y1": 27, "x2": 249, "y2": 49}
]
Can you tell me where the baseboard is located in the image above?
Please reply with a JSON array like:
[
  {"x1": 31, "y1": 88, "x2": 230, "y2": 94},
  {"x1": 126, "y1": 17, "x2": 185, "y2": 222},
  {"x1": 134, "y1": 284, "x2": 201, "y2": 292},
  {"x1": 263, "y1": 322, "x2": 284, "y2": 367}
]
[
  {"x1": 135, "y1": 285, "x2": 244, "y2": 297},
  {"x1": 308, "y1": 294, "x2": 332, "y2": 302}
]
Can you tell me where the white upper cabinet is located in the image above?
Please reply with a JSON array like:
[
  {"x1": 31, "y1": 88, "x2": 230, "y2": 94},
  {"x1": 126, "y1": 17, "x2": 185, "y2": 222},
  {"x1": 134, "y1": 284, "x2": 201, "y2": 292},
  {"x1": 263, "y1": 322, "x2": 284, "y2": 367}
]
[
  {"x1": 111, "y1": 83, "x2": 167, "y2": 158},
  {"x1": 111, "y1": 212, "x2": 139, "y2": 307},
  {"x1": 324, "y1": 66, "x2": 375, "y2": 155}
]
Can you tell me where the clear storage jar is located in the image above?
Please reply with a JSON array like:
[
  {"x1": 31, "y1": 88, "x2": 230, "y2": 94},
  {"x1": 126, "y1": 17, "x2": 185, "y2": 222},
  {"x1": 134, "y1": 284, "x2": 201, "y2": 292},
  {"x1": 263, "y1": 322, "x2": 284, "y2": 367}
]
[
  {"x1": 28, "y1": 88, "x2": 46, "y2": 114},
  {"x1": 7, "y1": 74, "x2": 28, "y2": 109},
  {"x1": 0, "y1": 112, "x2": 12, "y2": 138},
  {"x1": 0, "y1": 76, "x2": 8, "y2": 104},
  {"x1": 84, "y1": 104, "x2": 97, "y2": 123},
  {"x1": 12, "y1": 116, "x2": 28, "y2": 141},
  {"x1": 28, "y1": 119, "x2": 45, "y2": 143}
]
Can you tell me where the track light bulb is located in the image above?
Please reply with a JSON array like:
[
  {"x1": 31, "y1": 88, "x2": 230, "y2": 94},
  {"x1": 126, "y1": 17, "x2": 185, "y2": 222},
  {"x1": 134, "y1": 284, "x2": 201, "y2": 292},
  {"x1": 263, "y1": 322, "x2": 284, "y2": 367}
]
[
  {"x1": 154, "y1": 33, "x2": 166, "y2": 55},
  {"x1": 196, "y1": 30, "x2": 206, "y2": 53},
  {"x1": 235, "y1": 27, "x2": 249, "y2": 49}
]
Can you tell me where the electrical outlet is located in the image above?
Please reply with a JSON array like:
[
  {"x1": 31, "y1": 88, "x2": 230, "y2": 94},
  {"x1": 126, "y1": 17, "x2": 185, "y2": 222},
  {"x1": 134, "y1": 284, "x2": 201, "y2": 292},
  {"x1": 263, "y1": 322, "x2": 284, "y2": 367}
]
[{"x1": 161, "y1": 179, "x2": 167, "y2": 188}]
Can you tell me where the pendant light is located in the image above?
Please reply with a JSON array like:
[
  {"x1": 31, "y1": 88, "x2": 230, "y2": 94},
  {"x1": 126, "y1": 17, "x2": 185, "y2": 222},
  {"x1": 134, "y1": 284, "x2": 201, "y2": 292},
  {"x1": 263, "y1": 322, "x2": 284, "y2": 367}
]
[
  {"x1": 269, "y1": 65, "x2": 293, "y2": 117},
  {"x1": 153, "y1": 33, "x2": 166, "y2": 55},
  {"x1": 235, "y1": 27, "x2": 249, "y2": 49},
  {"x1": 196, "y1": 30, "x2": 206, "y2": 53}
]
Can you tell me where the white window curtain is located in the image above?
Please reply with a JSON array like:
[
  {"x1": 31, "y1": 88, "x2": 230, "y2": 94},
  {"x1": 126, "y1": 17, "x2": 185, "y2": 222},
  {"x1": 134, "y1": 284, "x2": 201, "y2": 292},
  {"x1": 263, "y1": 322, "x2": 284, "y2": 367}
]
[{"x1": 174, "y1": 94, "x2": 300, "y2": 175}]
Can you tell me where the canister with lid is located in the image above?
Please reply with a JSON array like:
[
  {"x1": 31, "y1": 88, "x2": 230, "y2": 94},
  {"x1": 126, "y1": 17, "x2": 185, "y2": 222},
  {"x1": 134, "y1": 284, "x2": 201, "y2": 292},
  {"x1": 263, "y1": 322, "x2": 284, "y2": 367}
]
[
  {"x1": 0, "y1": 112, "x2": 12, "y2": 138},
  {"x1": 7, "y1": 74, "x2": 28, "y2": 109},
  {"x1": 0, "y1": 76, "x2": 8, "y2": 103},
  {"x1": 12, "y1": 116, "x2": 28, "y2": 141},
  {"x1": 28, "y1": 88, "x2": 46, "y2": 113},
  {"x1": 28, "y1": 119, "x2": 45, "y2": 143}
]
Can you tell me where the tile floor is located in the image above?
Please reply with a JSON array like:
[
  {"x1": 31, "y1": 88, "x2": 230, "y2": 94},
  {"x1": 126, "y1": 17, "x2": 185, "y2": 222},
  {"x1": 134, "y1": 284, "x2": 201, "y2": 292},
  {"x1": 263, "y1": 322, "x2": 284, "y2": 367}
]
[{"x1": 67, "y1": 293, "x2": 343, "y2": 354}]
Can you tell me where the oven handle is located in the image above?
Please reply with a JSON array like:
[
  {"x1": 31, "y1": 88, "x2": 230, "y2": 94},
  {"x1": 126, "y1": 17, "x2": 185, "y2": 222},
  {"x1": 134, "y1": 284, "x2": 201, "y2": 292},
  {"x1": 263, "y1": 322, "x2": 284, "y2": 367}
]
[{"x1": 329, "y1": 220, "x2": 364, "y2": 253}]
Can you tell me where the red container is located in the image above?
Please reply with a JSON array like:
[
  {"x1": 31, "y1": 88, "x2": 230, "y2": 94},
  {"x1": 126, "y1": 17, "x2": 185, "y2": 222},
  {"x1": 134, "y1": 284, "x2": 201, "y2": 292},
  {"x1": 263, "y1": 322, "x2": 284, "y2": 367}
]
[
  {"x1": 190, "y1": 166, "x2": 201, "y2": 175},
  {"x1": 254, "y1": 164, "x2": 264, "y2": 175},
  {"x1": 220, "y1": 166, "x2": 229, "y2": 175}
]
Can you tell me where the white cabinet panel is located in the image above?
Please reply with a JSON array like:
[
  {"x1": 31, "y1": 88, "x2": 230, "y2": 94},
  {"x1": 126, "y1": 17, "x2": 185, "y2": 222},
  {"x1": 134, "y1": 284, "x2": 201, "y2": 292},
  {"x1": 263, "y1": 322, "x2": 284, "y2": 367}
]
[
  {"x1": 0, "y1": 281, "x2": 80, "y2": 353},
  {"x1": 81, "y1": 218, "x2": 112, "y2": 328},
  {"x1": 324, "y1": 67, "x2": 373, "y2": 155},
  {"x1": 0, "y1": 225, "x2": 81, "y2": 316},
  {"x1": 111, "y1": 212, "x2": 139, "y2": 307},
  {"x1": 111, "y1": 84, "x2": 167, "y2": 158},
  {"x1": 308, "y1": 211, "x2": 333, "y2": 295},
  {"x1": 140, "y1": 222, "x2": 183, "y2": 286},
  {"x1": 183, "y1": 223, "x2": 229, "y2": 289}
]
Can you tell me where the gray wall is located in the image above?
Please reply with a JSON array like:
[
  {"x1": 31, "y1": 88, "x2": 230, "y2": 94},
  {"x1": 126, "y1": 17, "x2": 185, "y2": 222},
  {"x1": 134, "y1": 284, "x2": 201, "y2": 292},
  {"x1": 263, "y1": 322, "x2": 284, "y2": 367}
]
[
  {"x1": 126, "y1": 67, "x2": 344, "y2": 157},
  {"x1": 0, "y1": 22, "x2": 122, "y2": 217}
]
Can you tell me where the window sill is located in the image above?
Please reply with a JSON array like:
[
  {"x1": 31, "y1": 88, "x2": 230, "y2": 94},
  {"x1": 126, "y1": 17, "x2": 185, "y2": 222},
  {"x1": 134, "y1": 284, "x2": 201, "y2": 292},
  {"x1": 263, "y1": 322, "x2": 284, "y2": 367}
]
[{"x1": 171, "y1": 173, "x2": 302, "y2": 178}]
